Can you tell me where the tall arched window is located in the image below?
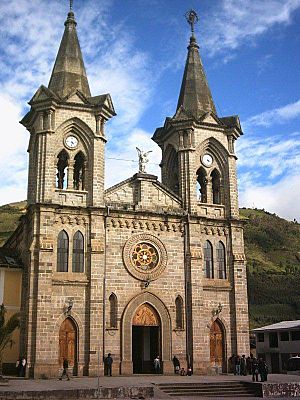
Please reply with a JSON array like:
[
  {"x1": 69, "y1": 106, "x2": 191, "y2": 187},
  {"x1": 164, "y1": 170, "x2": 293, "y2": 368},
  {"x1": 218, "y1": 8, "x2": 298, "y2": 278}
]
[
  {"x1": 204, "y1": 240, "x2": 213, "y2": 278},
  {"x1": 109, "y1": 293, "x2": 117, "y2": 328},
  {"x1": 175, "y1": 295, "x2": 184, "y2": 329},
  {"x1": 56, "y1": 150, "x2": 69, "y2": 189},
  {"x1": 217, "y1": 241, "x2": 226, "y2": 279},
  {"x1": 72, "y1": 231, "x2": 84, "y2": 273},
  {"x1": 165, "y1": 146, "x2": 179, "y2": 194},
  {"x1": 73, "y1": 152, "x2": 86, "y2": 190},
  {"x1": 57, "y1": 230, "x2": 69, "y2": 272},
  {"x1": 196, "y1": 167, "x2": 207, "y2": 202},
  {"x1": 211, "y1": 169, "x2": 221, "y2": 204}
]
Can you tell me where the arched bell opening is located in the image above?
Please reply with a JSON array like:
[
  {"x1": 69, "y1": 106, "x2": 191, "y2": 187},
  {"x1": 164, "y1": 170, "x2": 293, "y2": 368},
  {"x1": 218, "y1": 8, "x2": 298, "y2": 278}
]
[
  {"x1": 73, "y1": 151, "x2": 86, "y2": 190},
  {"x1": 132, "y1": 303, "x2": 161, "y2": 374},
  {"x1": 56, "y1": 149, "x2": 69, "y2": 189},
  {"x1": 211, "y1": 168, "x2": 221, "y2": 204},
  {"x1": 210, "y1": 319, "x2": 226, "y2": 373},
  {"x1": 196, "y1": 167, "x2": 207, "y2": 202},
  {"x1": 59, "y1": 317, "x2": 78, "y2": 376}
]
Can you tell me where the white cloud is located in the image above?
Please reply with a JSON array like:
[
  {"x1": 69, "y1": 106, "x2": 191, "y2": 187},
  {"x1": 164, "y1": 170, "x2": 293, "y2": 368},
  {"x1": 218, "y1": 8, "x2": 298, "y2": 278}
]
[
  {"x1": 240, "y1": 174, "x2": 300, "y2": 221},
  {"x1": 202, "y1": 0, "x2": 300, "y2": 55},
  {"x1": 243, "y1": 99, "x2": 300, "y2": 129}
]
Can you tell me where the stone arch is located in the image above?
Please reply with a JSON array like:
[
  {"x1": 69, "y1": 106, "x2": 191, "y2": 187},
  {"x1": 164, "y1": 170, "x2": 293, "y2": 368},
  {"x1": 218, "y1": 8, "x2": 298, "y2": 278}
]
[
  {"x1": 56, "y1": 117, "x2": 93, "y2": 152},
  {"x1": 163, "y1": 144, "x2": 179, "y2": 194},
  {"x1": 121, "y1": 292, "x2": 171, "y2": 362},
  {"x1": 196, "y1": 137, "x2": 228, "y2": 178}
]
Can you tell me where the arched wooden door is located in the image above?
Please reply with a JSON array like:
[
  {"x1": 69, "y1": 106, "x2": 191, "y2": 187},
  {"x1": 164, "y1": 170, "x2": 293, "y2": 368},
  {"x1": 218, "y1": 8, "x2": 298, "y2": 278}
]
[
  {"x1": 59, "y1": 318, "x2": 77, "y2": 375},
  {"x1": 132, "y1": 303, "x2": 161, "y2": 374},
  {"x1": 210, "y1": 319, "x2": 225, "y2": 371}
]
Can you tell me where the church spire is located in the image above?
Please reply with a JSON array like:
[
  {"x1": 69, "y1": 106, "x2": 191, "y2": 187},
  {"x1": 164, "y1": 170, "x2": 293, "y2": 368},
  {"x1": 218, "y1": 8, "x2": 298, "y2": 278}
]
[
  {"x1": 48, "y1": 2, "x2": 91, "y2": 98},
  {"x1": 176, "y1": 10, "x2": 216, "y2": 117}
]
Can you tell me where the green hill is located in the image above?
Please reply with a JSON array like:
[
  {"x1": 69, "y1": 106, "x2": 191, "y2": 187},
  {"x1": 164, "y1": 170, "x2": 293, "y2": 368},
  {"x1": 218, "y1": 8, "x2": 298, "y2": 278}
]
[{"x1": 0, "y1": 202, "x2": 299, "y2": 328}]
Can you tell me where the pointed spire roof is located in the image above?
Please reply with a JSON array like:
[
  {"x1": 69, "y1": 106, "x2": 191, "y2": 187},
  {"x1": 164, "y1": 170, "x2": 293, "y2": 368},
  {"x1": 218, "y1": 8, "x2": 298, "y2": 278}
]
[
  {"x1": 176, "y1": 15, "x2": 216, "y2": 118},
  {"x1": 48, "y1": 9, "x2": 91, "y2": 98}
]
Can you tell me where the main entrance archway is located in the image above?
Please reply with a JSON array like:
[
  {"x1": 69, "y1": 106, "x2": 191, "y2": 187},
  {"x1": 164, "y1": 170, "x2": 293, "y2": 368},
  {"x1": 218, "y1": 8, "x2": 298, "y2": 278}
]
[
  {"x1": 132, "y1": 303, "x2": 161, "y2": 374},
  {"x1": 59, "y1": 318, "x2": 78, "y2": 375},
  {"x1": 210, "y1": 319, "x2": 225, "y2": 372}
]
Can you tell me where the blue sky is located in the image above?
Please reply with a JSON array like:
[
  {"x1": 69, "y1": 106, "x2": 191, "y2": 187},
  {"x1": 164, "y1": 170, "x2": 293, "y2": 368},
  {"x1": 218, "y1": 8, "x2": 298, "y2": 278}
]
[{"x1": 1, "y1": 0, "x2": 300, "y2": 220}]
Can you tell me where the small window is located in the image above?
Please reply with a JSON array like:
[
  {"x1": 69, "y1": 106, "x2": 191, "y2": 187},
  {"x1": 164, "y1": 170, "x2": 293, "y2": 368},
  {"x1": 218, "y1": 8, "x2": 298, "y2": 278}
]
[
  {"x1": 216, "y1": 241, "x2": 226, "y2": 279},
  {"x1": 280, "y1": 332, "x2": 289, "y2": 341},
  {"x1": 291, "y1": 331, "x2": 300, "y2": 341},
  {"x1": 72, "y1": 231, "x2": 84, "y2": 273},
  {"x1": 204, "y1": 241, "x2": 213, "y2": 278},
  {"x1": 269, "y1": 332, "x2": 278, "y2": 348},
  {"x1": 109, "y1": 293, "x2": 117, "y2": 328},
  {"x1": 175, "y1": 295, "x2": 184, "y2": 329},
  {"x1": 257, "y1": 333, "x2": 264, "y2": 342},
  {"x1": 57, "y1": 230, "x2": 69, "y2": 272}
]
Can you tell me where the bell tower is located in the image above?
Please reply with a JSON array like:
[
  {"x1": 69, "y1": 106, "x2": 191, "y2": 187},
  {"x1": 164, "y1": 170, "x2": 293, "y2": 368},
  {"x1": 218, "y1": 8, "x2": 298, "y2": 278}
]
[
  {"x1": 21, "y1": 8, "x2": 115, "y2": 208},
  {"x1": 153, "y1": 11, "x2": 242, "y2": 219}
]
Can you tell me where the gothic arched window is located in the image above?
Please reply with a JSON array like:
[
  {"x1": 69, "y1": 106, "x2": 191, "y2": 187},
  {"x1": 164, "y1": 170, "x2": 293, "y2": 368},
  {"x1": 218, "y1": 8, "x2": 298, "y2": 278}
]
[
  {"x1": 211, "y1": 169, "x2": 221, "y2": 204},
  {"x1": 175, "y1": 295, "x2": 184, "y2": 329},
  {"x1": 56, "y1": 150, "x2": 69, "y2": 189},
  {"x1": 57, "y1": 230, "x2": 69, "y2": 272},
  {"x1": 165, "y1": 146, "x2": 179, "y2": 195},
  {"x1": 73, "y1": 152, "x2": 86, "y2": 190},
  {"x1": 196, "y1": 167, "x2": 207, "y2": 203},
  {"x1": 217, "y1": 241, "x2": 226, "y2": 279},
  {"x1": 72, "y1": 231, "x2": 84, "y2": 273},
  {"x1": 109, "y1": 293, "x2": 117, "y2": 328},
  {"x1": 204, "y1": 240, "x2": 213, "y2": 278}
]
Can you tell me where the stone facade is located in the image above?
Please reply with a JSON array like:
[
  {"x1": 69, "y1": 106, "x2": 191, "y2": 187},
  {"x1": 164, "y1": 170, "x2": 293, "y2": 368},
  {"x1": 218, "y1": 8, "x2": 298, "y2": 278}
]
[{"x1": 5, "y1": 8, "x2": 249, "y2": 377}]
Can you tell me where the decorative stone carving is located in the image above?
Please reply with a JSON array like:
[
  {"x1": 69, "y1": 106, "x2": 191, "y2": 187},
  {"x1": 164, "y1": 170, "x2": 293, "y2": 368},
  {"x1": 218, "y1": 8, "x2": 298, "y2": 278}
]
[
  {"x1": 123, "y1": 233, "x2": 167, "y2": 281},
  {"x1": 132, "y1": 303, "x2": 160, "y2": 326}
]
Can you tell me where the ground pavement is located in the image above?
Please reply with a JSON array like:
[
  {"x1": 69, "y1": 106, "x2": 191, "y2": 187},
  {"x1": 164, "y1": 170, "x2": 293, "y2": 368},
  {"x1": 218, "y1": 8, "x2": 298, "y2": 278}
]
[{"x1": 1, "y1": 373, "x2": 300, "y2": 399}]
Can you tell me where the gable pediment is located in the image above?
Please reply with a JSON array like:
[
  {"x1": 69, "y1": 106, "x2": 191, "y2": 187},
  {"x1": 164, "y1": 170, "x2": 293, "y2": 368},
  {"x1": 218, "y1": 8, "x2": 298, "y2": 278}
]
[
  {"x1": 62, "y1": 90, "x2": 90, "y2": 104},
  {"x1": 29, "y1": 85, "x2": 59, "y2": 104},
  {"x1": 199, "y1": 112, "x2": 223, "y2": 126}
]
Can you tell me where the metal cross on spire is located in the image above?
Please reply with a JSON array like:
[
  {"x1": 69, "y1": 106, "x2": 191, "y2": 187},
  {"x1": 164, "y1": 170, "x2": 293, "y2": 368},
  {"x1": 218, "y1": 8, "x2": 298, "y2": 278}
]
[
  {"x1": 70, "y1": 0, "x2": 73, "y2": 11},
  {"x1": 185, "y1": 9, "x2": 199, "y2": 36}
]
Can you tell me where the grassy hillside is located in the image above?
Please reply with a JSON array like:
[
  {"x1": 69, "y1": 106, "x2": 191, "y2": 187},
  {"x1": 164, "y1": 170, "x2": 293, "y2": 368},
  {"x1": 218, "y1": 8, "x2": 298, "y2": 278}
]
[
  {"x1": 0, "y1": 202, "x2": 299, "y2": 328},
  {"x1": 0, "y1": 201, "x2": 26, "y2": 246},
  {"x1": 240, "y1": 208, "x2": 300, "y2": 328}
]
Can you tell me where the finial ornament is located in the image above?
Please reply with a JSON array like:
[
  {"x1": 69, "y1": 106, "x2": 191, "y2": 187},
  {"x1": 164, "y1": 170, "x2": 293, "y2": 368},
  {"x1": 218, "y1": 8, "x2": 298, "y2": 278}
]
[
  {"x1": 185, "y1": 9, "x2": 199, "y2": 36},
  {"x1": 136, "y1": 148, "x2": 152, "y2": 174},
  {"x1": 70, "y1": 0, "x2": 73, "y2": 11}
]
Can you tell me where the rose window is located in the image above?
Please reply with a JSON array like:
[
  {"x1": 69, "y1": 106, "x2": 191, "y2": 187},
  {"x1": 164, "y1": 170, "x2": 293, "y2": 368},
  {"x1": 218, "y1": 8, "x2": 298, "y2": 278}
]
[{"x1": 131, "y1": 243, "x2": 159, "y2": 271}]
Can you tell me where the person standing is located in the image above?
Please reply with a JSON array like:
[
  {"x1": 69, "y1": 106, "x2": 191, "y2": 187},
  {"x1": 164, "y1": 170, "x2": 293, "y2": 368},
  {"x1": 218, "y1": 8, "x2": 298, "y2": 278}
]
[
  {"x1": 105, "y1": 353, "x2": 113, "y2": 376},
  {"x1": 252, "y1": 357, "x2": 259, "y2": 382},
  {"x1": 19, "y1": 357, "x2": 27, "y2": 377},
  {"x1": 235, "y1": 355, "x2": 241, "y2": 375},
  {"x1": 258, "y1": 358, "x2": 268, "y2": 382},
  {"x1": 154, "y1": 355, "x2": 160, "y2": 374},
  {"x1": 241, "y1": 355, "x2": 247, "y2": 376},
  {"x1": 172, "y1": 355, "x2": 180, "y2": 374},
  {"x1": 59, "y1": 358, "x2": 70, "y2": 380}
]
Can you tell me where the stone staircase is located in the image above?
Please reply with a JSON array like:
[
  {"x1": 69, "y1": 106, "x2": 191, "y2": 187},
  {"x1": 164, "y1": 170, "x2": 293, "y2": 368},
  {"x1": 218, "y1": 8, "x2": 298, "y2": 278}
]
[{"x1": 156, "y1": 381, "x2": 262, "y2": 398}]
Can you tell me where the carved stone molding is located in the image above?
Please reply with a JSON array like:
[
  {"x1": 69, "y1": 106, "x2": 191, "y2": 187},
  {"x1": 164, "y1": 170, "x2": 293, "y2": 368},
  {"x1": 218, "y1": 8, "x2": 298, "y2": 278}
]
[
  {"x1": 123, "y1": 233, "x2": 167, "y2": 281},
  {"x1": 107, "y1": 218, "x2": 183, "y2": 233},
  {"x1": 54, "y1": 215, "x2": 87, "y2": 226},
  {"x1": 233, "y1": 253, "x2": 246, "y2": 261},
  {"x1": 201, "y1": 226, "x2": 228, "y2": 236}
]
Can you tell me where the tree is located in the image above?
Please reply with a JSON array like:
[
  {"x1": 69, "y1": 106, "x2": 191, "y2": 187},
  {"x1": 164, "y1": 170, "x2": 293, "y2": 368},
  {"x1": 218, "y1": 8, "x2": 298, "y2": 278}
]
[{"x1": 0, "y1": 304, "x2": 20, "y2": 376}]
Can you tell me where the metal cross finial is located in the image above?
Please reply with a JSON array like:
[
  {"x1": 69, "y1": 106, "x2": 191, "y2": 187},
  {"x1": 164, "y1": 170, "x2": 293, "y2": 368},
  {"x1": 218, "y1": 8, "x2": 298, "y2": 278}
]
[
  {"x1": 70, "y1": 0, "x2": 73, "y2": 11},
  {"x1": 185, "y1": 9, "x2": 199, "y2": 36}
]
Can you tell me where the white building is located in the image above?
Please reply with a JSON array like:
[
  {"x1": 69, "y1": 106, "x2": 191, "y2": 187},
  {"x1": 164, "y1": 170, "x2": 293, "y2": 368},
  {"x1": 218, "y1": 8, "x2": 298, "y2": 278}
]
[{"x1": 253, "y1": 320, "x2": 300, "y2": 373}]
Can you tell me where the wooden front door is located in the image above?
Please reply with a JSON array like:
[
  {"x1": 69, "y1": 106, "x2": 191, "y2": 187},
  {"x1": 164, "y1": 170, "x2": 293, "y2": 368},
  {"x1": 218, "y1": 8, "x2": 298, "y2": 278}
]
[
  {"x1": 210, "y1": 319, "x2": 225, "y2": 370},
  {"x1": 59, "y1": 318, "x2": 77, "y2": 374}
]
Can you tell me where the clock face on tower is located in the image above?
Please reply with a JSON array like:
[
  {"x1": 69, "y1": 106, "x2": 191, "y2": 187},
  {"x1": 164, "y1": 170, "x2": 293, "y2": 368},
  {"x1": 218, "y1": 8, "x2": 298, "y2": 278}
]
[
  {"x1": 65, "y1": 135, "x2": 78, "y2": 149},
  {"x1": 202, "y1": 153, "x2": 213, "y2": 167}
]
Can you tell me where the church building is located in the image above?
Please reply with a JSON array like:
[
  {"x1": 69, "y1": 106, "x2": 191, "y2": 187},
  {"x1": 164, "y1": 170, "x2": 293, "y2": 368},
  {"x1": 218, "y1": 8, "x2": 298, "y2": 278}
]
[{"x1": 5, "y1": 6, "x2": 249, "y2": 377}]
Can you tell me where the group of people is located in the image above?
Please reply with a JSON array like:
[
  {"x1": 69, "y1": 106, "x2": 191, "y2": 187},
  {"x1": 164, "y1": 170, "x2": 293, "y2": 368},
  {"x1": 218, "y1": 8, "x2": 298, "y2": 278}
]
[
  {"x1": 229, "y1": 353, "x2": 268, "y2": 382},
  {"x1": 172, "y1": 355, "x2": 192, "y2": 376},
  {"x1": 16, "y1": 357, "x2": 26, "y2": 377}
]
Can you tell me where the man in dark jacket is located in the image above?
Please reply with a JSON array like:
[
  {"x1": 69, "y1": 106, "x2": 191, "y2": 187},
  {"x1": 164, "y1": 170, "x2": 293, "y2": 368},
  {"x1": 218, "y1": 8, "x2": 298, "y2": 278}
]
[{"x1": 105, "y1": 353, "x2": 113, "y2": 376}]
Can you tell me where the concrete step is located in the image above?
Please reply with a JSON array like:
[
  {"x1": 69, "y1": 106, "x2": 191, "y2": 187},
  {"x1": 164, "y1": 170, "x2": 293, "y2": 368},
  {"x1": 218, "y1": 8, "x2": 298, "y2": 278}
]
[{"x1": 157, "y1": 382, "x2": 261, "y2": 398}]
